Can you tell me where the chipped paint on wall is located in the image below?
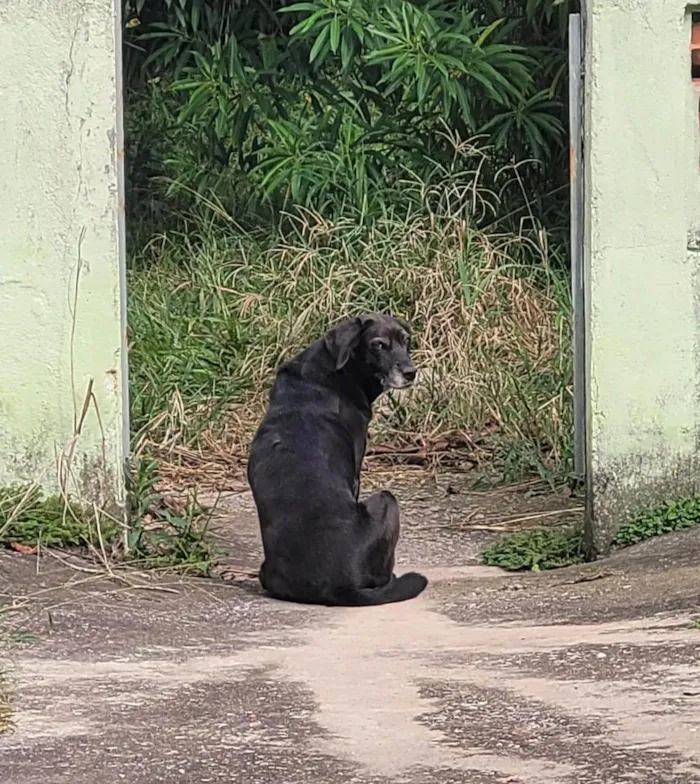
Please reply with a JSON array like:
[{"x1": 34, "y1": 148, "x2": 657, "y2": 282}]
[
  {"x1": 584, "y1": 0, "x2": 700, "y2": 554},
  {"x1": 0, "y1": 0, "x2": 128, "y2": 511}
]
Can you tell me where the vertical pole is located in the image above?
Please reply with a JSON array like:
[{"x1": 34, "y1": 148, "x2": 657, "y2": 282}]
[
  {"x1": 569, "y1": 13, "x2": 586, "y2": 483},
  {"x1": 114, "y1": 0, "x2": 132, "y2": 475}
]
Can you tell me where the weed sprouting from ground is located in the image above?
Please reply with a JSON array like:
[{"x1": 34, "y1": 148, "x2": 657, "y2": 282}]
[
  {"x1": 0, "y1": 485, "x2": 117, "y2": 550},
  {"x1": 481, "y1": 526, "x2": 584, "y2": 572},
  {"x1": 128, "y1": 209, "x2": 572, "y2": 479},
  {"x1": 0, "y1": 622, "x2": 13, "y2": 734},
  {"x1": 0, "y1": 644, "x2": 11, "y2": 735},
  {"x1": 126, "y1": 457, "x2": 217, "y2": 575},
  {"x1": 481, "y1": 493, "x2": 700, "y2": 572},
  {"x1": 0, "y1": 697, "x2": 10, "y2": 734},
  {"x1": 0, "y1": 459, "x2": 217, "y2": 575},
  {"x1": 612, "y1": 496, "x2": 700, "y2": 547},
  {"x1": 0, "y1": 667, "x2": 11, "y2": 734}
]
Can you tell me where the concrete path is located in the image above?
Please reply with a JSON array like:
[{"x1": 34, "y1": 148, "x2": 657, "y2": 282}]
[{"x1": 2, "y1": 481, "x2": 700, "y2": 783}]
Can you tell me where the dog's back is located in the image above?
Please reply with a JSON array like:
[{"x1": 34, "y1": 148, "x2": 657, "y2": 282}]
[{"x1": 248, "y1": 344, "x2": 363, "y2": 601}]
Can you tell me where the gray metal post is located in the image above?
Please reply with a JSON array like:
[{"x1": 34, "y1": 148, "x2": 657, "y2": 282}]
[{"x1": 569, "y1": 13, "x2": 586, "y2": 483}]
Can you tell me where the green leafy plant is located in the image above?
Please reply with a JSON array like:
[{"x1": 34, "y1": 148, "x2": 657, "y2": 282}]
[
  {"x1": 126, "y1": 457, "x2": 217, "y2": 575},
  {"x1": 122, "y1": 0, "x2": 574, "y2": 226},
  {"x1": 482, "y1": 491, "x2": 700, "y2": 574},
  {"x1": 0, "y1": 485, "x2": 116, "y2": 549},
  {"x1": 613, "y1": 495, "x2": 700, "y2": 547},
  {"x1": 481, "y1": 526, "x2": 584, "y2": 571}
]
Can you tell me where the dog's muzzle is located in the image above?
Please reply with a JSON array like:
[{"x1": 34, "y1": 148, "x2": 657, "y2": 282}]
[{"x1": 386, "y1": 366, "x2": 417, "y2": 390}]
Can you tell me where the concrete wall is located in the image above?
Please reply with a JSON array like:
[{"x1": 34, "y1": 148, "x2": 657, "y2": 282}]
[
  {"x1": 584, "y1": 0, "x2": 700, "y2": 554},
  {"x1": 0, "y1": 0, "x2": 128, "y2": 511}
]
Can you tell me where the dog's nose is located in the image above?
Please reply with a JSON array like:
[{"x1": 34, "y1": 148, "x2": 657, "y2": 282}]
[{"x1": 403, "y1": 367, "x2": 417, "y2": 382}]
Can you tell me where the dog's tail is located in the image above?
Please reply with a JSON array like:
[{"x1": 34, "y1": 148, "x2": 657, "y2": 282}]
[{"x1": 335, "y1": 572, "x2": 428, "y2": 607}]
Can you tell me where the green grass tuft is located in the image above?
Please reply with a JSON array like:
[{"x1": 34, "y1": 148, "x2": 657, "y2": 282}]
[
  {"x1": 125, "y1": 458, "x2": 218, "y2": 576},
  {"x1": 481, "y1": 526, "x2": 585, "y2": 572},
  {"x1": 0, "y1": 625, "x2": 13, "y2": 735},
  {"x1": 481, "y1": 493, "x2": 700, "y2": 574},
  {"x1": 612, "y1": 496, "x2": 700, "y2": 547},
  {"x1": 0, "y1": 485, "x2": 117, "y2": 549}
]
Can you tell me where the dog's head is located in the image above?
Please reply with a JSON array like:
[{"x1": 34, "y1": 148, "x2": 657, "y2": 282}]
[{"x1": 324, "y1": 313, "x2": 417, "y2": 390}]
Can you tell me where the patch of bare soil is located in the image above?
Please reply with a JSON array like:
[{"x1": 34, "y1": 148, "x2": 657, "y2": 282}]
[{"x1": 207, "y1": 474, "x2": 583, "y2": 578}]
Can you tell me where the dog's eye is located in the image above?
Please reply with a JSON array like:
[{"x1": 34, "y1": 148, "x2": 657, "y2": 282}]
[{"x1": 371, "y1": 339, "x2": 389, "y2": 351}]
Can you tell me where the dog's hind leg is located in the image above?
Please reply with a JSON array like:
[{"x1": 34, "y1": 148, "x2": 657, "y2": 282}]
[
  {"x1": 357, "y1": 490, "x2": 400, "y2": 588},
  {"x1": 258, "y1": 559, "x2": 271, "y2": 592}
]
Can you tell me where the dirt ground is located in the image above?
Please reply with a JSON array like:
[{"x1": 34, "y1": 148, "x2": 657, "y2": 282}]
[{"x1": 1, "y1": 477, "x2": 700, "y2": 784}]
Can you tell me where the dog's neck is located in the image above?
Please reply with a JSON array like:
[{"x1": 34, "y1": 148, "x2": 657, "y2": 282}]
[{"x1": 338, "y1": 359, "x2": 383, "y2": 409}]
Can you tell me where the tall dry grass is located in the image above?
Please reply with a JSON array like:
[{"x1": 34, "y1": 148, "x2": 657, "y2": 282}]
[{"x1": 128, "y1": 203, "x2": 572, "y2": 481}]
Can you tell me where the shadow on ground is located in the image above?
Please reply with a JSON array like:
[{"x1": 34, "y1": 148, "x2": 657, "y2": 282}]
[{"x1": 1, "y1": 478, "x2": 699, "y2": 784}]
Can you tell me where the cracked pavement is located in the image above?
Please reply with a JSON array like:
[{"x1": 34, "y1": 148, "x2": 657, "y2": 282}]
[{"x1": 2, "y1": 481, "x2": 700, "y2": 783}]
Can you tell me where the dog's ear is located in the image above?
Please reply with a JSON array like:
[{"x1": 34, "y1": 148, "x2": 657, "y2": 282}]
[
  {"x1": 324, "y1": 317, "x2": 363, "y2": 370},
  {"x1": 395, "y1": 316, "x2": 411, "y2": 336},
  {"x1": 359, "y1": 314, "x2": 377, "y2": 328}
]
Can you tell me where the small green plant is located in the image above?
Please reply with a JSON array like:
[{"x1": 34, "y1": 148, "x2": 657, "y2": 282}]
[
  {"x1": 481, "y1": 526, "x2": 584, "y2": 572},
  {"x1": 691, "y1": 616, "x2": 700, "y2": 630},
  {"x1": 613, "y1": 496, "x2": 700, "y2": 547},
  {"x1": 0, "y1": 466, "x2": 216, "y2": 575},
  {"x1": 126, "y1": 457, "x2": 217, "y2": 575},
  {"x1": 0, "y1": 485, "x2": 117, "y2": 549},
  {"x1": 482, "y1": 492, "x2": 700, "y2": 574}
]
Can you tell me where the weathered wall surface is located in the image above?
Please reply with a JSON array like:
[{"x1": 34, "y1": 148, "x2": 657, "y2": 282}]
[
  {"x1": 584, "y1": 0, "x2": 700, "y2": 554},
  {"x1": 0, "y1": 0, "x2": 128, "y2": 509}
]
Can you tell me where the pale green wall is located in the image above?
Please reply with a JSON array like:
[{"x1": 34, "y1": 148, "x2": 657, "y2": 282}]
[
  {"x1": 0, "y1": 0, "x2": 128, "y2": 510},
  {"x1": 584, "y1": 0, "x2": 700, "y2": 553}
]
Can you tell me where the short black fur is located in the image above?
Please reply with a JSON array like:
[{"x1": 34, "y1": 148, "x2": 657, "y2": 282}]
[{"x1": 247, "y1": 313, "x2": 428, "y2": 606}]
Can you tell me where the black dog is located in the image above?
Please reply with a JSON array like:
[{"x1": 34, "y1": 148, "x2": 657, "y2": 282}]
[{"x1": 247, "y1": 314, "x2": 428, "y2": 606}]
